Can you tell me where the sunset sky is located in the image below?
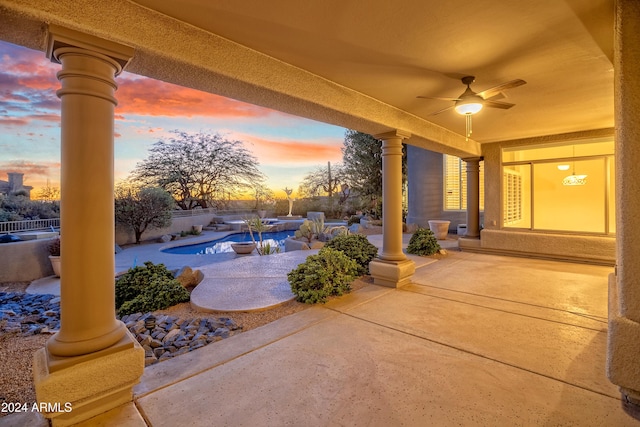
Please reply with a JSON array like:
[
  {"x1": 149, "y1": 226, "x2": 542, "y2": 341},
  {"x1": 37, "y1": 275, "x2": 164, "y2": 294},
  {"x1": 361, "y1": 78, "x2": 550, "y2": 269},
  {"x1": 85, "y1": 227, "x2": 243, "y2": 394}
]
[{"x1": 0, "y1": 40, "x2": 346, "y2": 200}]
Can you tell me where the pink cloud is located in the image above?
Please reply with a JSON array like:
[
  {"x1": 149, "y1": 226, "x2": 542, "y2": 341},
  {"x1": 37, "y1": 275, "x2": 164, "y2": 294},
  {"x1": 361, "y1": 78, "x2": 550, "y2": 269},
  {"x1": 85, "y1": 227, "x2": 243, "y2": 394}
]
[
  {"x1": 0, "y1": 160, "x2": 60, "y2": 179},
  {"x1": 117, "y1": 75, "x2": 272, "y2": 119},
  {"x1": 0, "y1": 117, "x2": 29, "y2": 126}
]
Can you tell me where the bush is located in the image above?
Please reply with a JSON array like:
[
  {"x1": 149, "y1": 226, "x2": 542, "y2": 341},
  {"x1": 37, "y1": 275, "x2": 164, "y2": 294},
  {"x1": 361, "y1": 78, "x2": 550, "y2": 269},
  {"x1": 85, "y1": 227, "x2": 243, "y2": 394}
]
[
  {"x1": 324, "y1": 233, "x2": 378, "y2": 275},
  {"x1": 288, "y1": 247, "x2": 359, "y2": 304},
  {"x1": 47, "y1": 237, "x2": 61, "y2": 256},
  {"x1": 406, "y1": 227, "x2": 441, "y2": 256},
  {"x1": 347, "y1": 215, "x2": 361, "y2": 226},
  {"x1": 115, "y1": 262, "x2": 189, "y2": 316}
]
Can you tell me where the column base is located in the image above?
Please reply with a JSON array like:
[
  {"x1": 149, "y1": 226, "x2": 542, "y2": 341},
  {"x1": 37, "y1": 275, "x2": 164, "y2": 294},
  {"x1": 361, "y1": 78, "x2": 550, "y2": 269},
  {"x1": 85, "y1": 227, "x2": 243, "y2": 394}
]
[
  {"x1": 606, "y1": 273, "x2": 640, "y2": 405},
  {"x1": 33, "y1": 330, "x2": 144, "y2": 426},
  {"x1": 369, "y1": 258, "x2": 415, "y2": 288}
]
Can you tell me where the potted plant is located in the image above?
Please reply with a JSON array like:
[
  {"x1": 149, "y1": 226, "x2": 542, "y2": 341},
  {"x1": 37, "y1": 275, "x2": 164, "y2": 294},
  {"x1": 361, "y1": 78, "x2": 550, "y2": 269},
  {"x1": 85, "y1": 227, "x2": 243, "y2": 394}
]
[{"x1": 48, "y1": 237, "x2": 61, "y2": 277}]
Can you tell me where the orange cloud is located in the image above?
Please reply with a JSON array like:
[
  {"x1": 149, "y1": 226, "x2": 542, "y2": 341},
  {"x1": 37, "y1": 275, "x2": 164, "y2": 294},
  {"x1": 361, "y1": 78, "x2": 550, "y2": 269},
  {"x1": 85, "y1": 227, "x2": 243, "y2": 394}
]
[
  {"x1": 237, "y1": 134, "x2": 343, "y2": 164},
  {"x1": 116, "y1": 76, "x2": 272, "y2": 119}
]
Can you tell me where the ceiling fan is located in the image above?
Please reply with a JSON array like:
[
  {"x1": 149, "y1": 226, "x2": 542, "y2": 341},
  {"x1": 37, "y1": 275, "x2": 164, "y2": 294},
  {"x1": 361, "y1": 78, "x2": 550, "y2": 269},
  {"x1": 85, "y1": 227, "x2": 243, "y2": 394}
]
[{"x1": 417, "y1": 76, "x2": 526, "y2": 139}]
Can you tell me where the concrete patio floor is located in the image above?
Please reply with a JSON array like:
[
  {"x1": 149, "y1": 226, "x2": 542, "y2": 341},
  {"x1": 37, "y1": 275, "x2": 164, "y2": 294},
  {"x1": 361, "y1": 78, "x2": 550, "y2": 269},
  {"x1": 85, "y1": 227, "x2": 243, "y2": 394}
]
[
  {"x1": 77, "y1": 249, "x2": 639, "y2": 426},
  {"x1": 11, "y1": 233, "x2": 640, "y2": 426}
]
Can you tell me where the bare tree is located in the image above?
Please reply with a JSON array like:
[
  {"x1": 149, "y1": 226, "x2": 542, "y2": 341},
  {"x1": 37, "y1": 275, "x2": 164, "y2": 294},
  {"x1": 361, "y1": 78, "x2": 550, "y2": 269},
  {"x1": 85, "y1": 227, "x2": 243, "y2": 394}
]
[
  {"x1": 132, "y1": 131, "x2": 265, "y2": 210},
  {"x1": 37, "y1": 180, "x2": 60, "y2": 202}
]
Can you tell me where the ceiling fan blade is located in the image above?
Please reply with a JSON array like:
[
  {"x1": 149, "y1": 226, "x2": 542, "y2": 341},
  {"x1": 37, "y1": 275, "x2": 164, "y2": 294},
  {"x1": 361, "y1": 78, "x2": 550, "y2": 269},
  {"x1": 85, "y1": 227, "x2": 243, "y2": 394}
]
[
  {"x1": 484, "y1": 92, "x2": 505, "y2": 101},
  {"x1": 428, "y1": 105, "x2": 454, "y2": 116},
  {"x1": 484, "y1": 100, "x2": 515, "y2": 109},
  {"x1": 417, "y1": 96, "x2": 460, "y2": 101},
  {"x1": 477, "y1": 79, "x2": 526, "y2": 100}
]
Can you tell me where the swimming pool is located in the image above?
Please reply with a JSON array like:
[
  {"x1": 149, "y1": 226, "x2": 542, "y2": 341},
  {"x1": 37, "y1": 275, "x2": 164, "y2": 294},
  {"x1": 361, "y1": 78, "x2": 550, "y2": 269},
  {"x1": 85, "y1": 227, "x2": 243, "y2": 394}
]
[{"x1": 162, "y1": 230, "x2": 295, "y2": 255}]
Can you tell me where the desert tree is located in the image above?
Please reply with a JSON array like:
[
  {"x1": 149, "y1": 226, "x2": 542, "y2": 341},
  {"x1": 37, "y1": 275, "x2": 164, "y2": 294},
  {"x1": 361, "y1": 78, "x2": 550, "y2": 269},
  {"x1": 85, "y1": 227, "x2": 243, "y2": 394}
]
[
  {"x1": 341, "y1": 130, "x2": 407, "y2": 214},
  {"x1": 252, "y1": 183, "x2": 276, "y2": 211},
  {"x1": 298, "y1": 161, "x2": 350, "y2": 217},
  {"x1": 132, "y1": 130, "x2": 265, "y2": 210},
  {"x1": 114, "y1": 183, "x2": 174, "y2": 244}
]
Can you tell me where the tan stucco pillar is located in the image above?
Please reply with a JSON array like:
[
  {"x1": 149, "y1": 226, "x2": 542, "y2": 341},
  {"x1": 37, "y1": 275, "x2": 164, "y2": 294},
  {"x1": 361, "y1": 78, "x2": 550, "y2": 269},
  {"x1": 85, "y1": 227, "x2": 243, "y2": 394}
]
[
  {"x1": 33, "y1": 26, "x2": 143, "y2": 426},
  {"x1": 463, "y1": 157, "x2": 482, "y2": 238},
  {"x1": 607, "y1": 0, "x2": 640, "y2": 406},
  {"x1": 369, "y1": 131, "x2": 415, "y2": 287}
]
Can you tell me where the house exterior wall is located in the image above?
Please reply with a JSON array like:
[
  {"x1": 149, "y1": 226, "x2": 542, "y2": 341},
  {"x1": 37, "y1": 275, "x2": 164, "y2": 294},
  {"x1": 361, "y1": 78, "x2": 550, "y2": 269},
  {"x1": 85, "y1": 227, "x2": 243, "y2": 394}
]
[{"x1": 406, "y1": 145, "x2": 481, "y2": 233}]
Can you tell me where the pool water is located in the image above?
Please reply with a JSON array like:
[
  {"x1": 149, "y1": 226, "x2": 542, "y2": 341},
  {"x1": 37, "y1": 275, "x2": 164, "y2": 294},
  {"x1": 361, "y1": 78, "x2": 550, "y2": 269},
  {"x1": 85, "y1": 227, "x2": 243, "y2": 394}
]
[{"x1": 162, "y1": 230, "x2": 295, "y2": 255}]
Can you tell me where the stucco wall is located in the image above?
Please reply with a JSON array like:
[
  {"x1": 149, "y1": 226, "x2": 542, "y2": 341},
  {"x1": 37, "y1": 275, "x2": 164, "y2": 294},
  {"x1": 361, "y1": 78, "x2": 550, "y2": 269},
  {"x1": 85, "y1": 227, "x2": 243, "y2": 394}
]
[
  {"x1": 0, "y1": 238, "x2": 54, "y2": 282},
  {"x1": 474, "y1": 229, "x2": 616, "y2": 265},
  {"x1": 115, "y1": 213, "x2": 217, "y2": 246},
  {"x1": 407, "y1": 146, "x2": 482, "y2": 232}
]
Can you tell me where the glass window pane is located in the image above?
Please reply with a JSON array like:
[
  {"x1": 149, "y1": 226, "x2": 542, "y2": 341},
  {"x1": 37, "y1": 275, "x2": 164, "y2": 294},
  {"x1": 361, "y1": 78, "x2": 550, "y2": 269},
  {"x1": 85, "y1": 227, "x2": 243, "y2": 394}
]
[{"x1": 533, "y1": 159, "x2": 605, "y2": 233}]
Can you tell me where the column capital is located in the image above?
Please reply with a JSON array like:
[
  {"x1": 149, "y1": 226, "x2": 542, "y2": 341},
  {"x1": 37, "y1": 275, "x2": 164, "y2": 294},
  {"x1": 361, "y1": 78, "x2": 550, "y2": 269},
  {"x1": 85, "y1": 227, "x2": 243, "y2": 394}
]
[
  {"x1": 374, "y1": 130, "x2": 411, "y2": 141},
  {"x1": 47, "y1": 25, "x2": 134, "y2": 75},
  {"x1": 461, "y1": 156, "x2": 483, "y2": 163}
]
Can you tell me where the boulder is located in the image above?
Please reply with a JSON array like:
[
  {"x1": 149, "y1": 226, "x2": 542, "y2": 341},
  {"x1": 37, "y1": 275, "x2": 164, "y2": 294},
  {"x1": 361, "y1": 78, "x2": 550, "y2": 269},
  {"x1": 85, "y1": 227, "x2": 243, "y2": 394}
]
[
  {"x1": 158, "y1": 234, "x2": 172, "y2": 243},
  {"x1": 284, "y1": 238, "x2": 310, "y2": 252},
  {"x1": 193, "y1": 269, "x2": 205, "y2": 285},
  {"x1": 175, "y1": 266, "x2": 196, "y2": 288}
]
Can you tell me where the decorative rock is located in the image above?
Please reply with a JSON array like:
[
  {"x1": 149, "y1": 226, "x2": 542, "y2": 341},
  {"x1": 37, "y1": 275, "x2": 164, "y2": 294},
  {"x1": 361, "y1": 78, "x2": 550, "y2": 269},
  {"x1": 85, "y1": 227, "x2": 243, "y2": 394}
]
[
  {"x1": 163, "y1": 328, "x2": 181, "y2": 344},
  {"x1": 175, "y1": 266, "x2": 197, "y2": 288},
  {"x1": 193, "y1": 269, "x2": 204, "y2": 285},
  {"x1": 159, "y1": 234, "x2": 172, "y2": 243},
  {"x1": 0, "y1": 291, "x2": 243, "y2": 368}
]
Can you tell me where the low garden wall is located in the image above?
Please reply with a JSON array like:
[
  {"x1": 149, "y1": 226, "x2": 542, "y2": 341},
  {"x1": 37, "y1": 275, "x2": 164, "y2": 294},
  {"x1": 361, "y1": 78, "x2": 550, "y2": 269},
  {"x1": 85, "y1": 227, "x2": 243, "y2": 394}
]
[
  {"x1": 115, "y1": 213, "x2": 217, "y2": 246},
  {"x1": 0, "y1": 238, "x2": 54, "y2": 283}
]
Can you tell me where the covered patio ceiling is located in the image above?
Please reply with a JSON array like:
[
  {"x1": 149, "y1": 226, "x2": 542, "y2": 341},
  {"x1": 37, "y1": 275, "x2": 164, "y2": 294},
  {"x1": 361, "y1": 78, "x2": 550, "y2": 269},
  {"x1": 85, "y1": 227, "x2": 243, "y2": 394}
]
[{"x1": 0, "y1": 0, "x2": 614, "y2": 156}]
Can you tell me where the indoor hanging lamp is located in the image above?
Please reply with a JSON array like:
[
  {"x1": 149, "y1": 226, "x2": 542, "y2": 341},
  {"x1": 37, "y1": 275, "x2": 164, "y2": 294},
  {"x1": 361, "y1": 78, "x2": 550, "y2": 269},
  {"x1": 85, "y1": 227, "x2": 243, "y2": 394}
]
[{"x1": 562, "y1": 146, "x2": 587, "y2": 186}]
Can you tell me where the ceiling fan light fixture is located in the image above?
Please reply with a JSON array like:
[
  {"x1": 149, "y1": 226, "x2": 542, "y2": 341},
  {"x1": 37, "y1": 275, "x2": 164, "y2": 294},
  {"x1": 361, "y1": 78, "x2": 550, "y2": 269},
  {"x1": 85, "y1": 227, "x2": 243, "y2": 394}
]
[{"x1": 454, "y1": 100, "x2": 483, "y2": 115}]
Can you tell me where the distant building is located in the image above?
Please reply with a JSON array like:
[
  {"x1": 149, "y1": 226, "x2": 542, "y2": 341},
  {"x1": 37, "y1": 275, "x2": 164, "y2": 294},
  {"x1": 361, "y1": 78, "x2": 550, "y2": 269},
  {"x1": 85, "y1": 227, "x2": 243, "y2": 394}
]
[{"x1": 0, "y1": 172, "x2": 33, "y2": 199}]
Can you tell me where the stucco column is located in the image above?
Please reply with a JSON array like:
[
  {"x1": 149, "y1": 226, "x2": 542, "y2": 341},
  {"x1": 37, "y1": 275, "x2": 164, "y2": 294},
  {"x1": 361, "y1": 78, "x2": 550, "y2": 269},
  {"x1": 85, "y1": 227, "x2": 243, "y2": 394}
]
[
  {"x1": 47, "y1": 37, "x2": 127, "y2": 358},
  {"x1": 607, "y1": 0, "x2": 640, "y2": 406},
  {"x1": 369, "y1": 131, "x2": 415, "y2": 287},
  {"x1": 463, "y1": 157, "x2": 481, "y2": 238},
  {"x1": 33, "y1": 26, "x2": 143, "y2": 426}
]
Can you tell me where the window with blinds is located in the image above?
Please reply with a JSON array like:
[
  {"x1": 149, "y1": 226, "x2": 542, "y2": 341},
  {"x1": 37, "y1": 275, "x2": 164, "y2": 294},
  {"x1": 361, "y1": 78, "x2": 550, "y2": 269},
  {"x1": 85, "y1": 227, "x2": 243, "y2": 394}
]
[
  {"x1": 503, "y1": 168, "x2": 522, "y2": 225},
  {"x1": 443, "y1": 155, "x2": 484, "y2": 211}
]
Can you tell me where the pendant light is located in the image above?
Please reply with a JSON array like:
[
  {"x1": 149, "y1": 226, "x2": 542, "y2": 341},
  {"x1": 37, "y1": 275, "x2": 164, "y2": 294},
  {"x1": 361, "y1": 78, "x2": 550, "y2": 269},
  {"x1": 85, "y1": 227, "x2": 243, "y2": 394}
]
[{"x1": 562, "y1": 146, "x2": 587, "y2": 186}]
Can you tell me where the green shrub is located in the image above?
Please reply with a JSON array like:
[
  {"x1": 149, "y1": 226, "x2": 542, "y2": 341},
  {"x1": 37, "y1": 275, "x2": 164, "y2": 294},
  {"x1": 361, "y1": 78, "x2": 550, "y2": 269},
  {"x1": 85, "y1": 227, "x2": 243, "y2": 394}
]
[
  {"x1": 324, "y1": 233, "x2": 378, "y2": 275},
  {"x1": 115, "y1": 262, "x2": 190, "y2": 315},
  {"x1": 347, "y1": 215, "x2": 361, "y2": 226},
  {"x1": 406, "y1": 227, "x2": 441, "y2": 256},
  {"x1": 288, "y1": 247, "x2": 359, "y2": 304}
]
